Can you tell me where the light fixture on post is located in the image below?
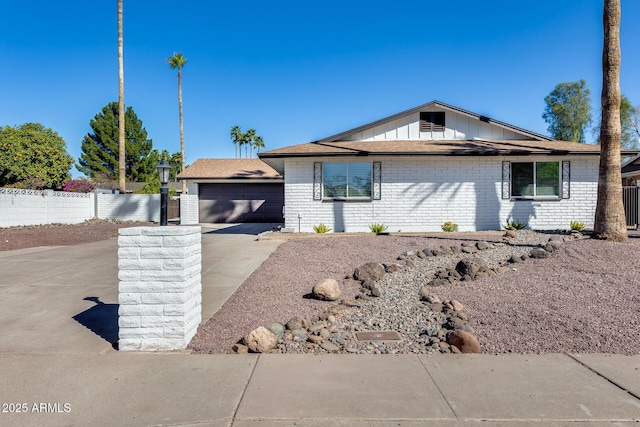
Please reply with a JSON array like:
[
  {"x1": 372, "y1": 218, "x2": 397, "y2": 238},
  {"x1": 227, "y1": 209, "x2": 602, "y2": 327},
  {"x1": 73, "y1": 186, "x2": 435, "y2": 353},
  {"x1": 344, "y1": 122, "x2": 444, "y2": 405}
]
[{"x1": 157, "y1": 158, "x2": 171, "y2": 226}]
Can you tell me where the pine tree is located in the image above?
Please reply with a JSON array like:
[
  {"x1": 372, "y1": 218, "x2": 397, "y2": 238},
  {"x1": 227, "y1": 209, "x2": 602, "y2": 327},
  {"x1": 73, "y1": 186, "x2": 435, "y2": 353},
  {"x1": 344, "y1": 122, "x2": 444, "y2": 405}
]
[{"x1": 78, "y1": 102, "x2": 155, "y2": 182}]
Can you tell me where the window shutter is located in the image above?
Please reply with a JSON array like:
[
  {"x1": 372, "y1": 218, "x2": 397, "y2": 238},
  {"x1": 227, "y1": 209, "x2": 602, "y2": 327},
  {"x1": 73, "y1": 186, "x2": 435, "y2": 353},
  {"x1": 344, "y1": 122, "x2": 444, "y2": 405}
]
[
  {"x1": 561, "y1": 161, "x2": 570, "y2": 199},
  {"x1": 373, "y1": 162, "x2": 381, "y2": 200},
  {"x1": 501, "y1": 161, "x2": 511, "y2": 199},
  {"x1": 313, "y1": 162, "x2": 322, "y2": 200}
]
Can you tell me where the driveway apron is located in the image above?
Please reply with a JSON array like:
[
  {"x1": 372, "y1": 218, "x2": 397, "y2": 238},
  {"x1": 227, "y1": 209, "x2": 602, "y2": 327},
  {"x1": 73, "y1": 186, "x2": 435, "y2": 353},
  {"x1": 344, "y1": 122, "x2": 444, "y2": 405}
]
[{"x1": 0, "y1": 223, "x2": 282, "y2": 354}]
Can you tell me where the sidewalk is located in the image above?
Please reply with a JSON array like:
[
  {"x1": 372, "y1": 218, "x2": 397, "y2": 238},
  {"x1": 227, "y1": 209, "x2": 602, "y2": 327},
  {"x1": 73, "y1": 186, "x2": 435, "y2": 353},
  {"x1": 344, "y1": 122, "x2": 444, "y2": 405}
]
[
  {"x1": 1, "y1": 352, "x2": 639, "y2": 426},
  {"x1": 0, "y1": 224, "x2": 639, "y2": 426}
]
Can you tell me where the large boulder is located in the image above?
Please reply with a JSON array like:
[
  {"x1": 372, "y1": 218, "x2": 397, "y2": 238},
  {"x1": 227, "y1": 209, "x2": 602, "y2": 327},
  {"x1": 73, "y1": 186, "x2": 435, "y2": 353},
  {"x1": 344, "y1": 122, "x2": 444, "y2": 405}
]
[
  {"x1": 243, "y1": 326, "x2": 278, "y2": 353},
  {"x1": 312, "y1": 278, "x2": 342, "y2": 301},
  {"x1": 354, "y1": 262, "x2": 385, "y2": 284},
  {"x1": 455, "y1": 257, "x2": 490, "y2": 279},
  {"x1": 446, "y1": 330, "x2": 481, "y2": 353}
]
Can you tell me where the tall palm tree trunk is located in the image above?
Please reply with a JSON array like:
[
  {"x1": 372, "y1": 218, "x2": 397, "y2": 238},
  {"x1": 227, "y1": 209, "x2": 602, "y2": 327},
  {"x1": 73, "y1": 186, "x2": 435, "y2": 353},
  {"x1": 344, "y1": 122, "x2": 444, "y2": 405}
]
[
  {"x1": 178, "y1": 68, "x2": 186, "y2": 194},
  {"x1": 117, "y1": 0, "x2": 126, "y2": 193},
  {"x1": 594, "y1": 0, "x2": 627, "y2": 241}
]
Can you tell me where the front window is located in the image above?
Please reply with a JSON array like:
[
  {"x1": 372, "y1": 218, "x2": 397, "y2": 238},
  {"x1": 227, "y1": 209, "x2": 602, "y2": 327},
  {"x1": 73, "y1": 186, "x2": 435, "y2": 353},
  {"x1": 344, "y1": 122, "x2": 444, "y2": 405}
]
[
  {"x1": 512, "y1": 162, "x2": 560, "y2": 198},
  {"x1": 323, "y1": 162, "x2": 372, "y2": 199}
]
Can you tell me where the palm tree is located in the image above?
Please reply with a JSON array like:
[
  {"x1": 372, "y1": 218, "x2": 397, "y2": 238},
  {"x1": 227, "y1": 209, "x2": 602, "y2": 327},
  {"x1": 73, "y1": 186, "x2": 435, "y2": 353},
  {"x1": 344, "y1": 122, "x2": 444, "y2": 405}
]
[
  {"x1": 252, "y1": 135, "x2": 265, "y2": 155},
  {"x1": 245, "y1": 128, "x2": 256, "y2": 158},
  {"x1": 594, "y1": 0, "x2": 627, "y2": 241},
  {"x1": 230, "y1": 125, "x2": 242, "y2": 158},
  {"x1": 166, "y1": 52, "x2": 188, "y2": 194},
  {"x1": 117, "y1": 0, "x2": 126, "y2": 193}
]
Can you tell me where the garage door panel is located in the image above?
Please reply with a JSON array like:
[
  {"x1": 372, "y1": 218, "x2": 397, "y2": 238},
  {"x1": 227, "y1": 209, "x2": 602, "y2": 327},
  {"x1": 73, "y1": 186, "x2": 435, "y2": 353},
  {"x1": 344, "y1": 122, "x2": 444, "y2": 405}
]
[{"x1": 199, "y1": 183, "x2": 284, "y2": 223}]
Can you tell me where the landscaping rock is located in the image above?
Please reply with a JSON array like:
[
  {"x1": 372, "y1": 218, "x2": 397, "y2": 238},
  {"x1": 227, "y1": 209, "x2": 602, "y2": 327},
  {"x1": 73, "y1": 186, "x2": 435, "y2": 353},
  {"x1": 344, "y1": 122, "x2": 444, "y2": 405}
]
[
  {"x1": 266, "y1": 322, "x2": 285, "y2": 340},
  {"x1": 504, "y1": 230, "x2": 517, "y2": 238},
  {"x1": 476, "y1": 241, "x2": 490, "y2": 250},
  {"x1": 312, "y1": 278, "x2": 342, "y2": 301},
  {"x1": 243, "y1": 326, "x2": 278, "y2": 353},
  {"x1": 530, "y1": 247, "x2": 551, "y2": 259},
  {"x1": 446, "y1": 330, "x2": 481, "y2": 353},
  {"x1": 427, "y1": 278, "x2": 450, "y2": 287},
  {"x1": 461, "y1": 245, "x2": 478, "y2": 254},
  {"x1": 354, "y1": 262, "x2": 385, "y2": 284},
  {"x1": 232, "y1": 343, "x2": 249, "y2": 354},
  {"x1": 421, "y1": 248, "x2": 434, "y2": 257},
  {"x1": 286, "y1": 316, "x2": 308, "y2": 331},
  {"x1": 455, "y1": 257, "x2": 490, "y2": 279},
  {"x1": 509, "y1": 254, "x2": 523, "y2": 263}
]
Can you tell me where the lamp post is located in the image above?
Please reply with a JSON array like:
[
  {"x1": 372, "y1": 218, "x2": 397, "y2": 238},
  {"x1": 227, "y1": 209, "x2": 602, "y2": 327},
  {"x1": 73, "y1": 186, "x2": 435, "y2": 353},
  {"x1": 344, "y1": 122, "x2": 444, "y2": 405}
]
[{"x1": 157, "y1": 158, "x2": 171, "y2": 226}]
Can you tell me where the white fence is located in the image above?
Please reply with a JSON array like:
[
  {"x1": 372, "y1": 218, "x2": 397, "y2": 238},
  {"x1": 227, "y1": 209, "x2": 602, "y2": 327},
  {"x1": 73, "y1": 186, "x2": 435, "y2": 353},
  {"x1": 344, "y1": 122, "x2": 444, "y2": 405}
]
[
  {"x1": 0, "y1": 188, "x2": 160, "y2": 228},
  {"x1": 97, "y1": 193, "x2": 159, "y2": 222}
]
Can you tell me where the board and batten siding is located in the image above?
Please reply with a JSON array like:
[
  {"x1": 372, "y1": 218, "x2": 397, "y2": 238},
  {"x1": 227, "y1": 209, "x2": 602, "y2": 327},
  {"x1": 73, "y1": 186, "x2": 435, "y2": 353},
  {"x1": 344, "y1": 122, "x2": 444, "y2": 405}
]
[
  {"x1": 343, "y1": 109, "x2": 521, "y2": 141},
  {"x1": 283, "y1": 156, "x2": 597, "y2": 233}
]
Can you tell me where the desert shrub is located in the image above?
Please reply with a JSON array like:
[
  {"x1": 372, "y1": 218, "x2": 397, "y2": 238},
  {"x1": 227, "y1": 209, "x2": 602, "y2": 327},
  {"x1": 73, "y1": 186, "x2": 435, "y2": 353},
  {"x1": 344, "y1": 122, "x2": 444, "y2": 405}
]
[
  {"x1": 570, "y1": 220, "x2": 585, "y2": 231},
  {"x1": 6, "y1": 177, "x2": 48, "y2": 190},
  {"x1": 441, "y1": 221, "x2": 459, "y2": 232},
  {"x1": 63, "y1": 179, "x2": 95, "y2": 193},
  {"x1": 313, "y1": 223, "x2": 332, "y2": 233},
  {"x1": 369, "y1": 223, "x2": 389, "y2": 233},
  {"x1": 503, "y1": 218, "x2": 527, "y2": 230}
]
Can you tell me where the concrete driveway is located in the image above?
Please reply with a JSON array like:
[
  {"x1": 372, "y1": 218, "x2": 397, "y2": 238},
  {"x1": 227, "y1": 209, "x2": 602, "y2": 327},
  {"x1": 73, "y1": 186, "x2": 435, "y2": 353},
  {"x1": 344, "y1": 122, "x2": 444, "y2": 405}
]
[{"x1": 0, "y1": 223, "x2": 282, "y2": 355}]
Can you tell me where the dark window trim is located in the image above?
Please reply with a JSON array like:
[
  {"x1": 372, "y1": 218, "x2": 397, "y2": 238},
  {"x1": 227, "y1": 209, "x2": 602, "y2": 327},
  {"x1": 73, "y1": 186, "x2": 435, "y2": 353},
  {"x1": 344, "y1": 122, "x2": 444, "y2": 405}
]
[
  {"x1": 321, "y1": 162, "x2": 373, "y2": 201},
  {"x1": 510, "y1": 161, "x2": 561, "y2": 199}
]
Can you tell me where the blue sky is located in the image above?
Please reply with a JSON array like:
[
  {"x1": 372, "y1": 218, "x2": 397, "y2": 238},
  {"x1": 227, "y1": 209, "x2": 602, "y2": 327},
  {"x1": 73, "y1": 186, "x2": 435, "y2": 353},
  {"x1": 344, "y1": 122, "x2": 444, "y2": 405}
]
[{"x1": 2, "y1": 1, "x2": 639, "y2": 177}]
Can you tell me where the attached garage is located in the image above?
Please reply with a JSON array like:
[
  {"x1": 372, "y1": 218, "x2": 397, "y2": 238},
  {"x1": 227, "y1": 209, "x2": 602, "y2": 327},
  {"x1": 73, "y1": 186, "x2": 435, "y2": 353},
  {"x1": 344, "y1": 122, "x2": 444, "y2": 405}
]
[
  {"x1": 198, "y1": 182, "x2": 283, "y2": 223},
  {"x1": 178, "y1": 159, "x2": 284, "y2": 224}
]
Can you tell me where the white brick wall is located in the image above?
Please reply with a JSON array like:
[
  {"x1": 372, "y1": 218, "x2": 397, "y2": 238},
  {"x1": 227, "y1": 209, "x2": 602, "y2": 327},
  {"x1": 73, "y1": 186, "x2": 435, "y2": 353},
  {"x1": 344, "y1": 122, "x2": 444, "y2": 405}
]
[
  {"x1": 283, "y1": 156, "x2": 598, "y2": 232},
  {"x1": 117, "y1": 226, "x2": 202, "y2": 351},
  {"x1": 97, "y1": 193, "x2": 160, "y2": 222},
  {"x1": 180, "y1": 194, "x2": 199, "y2": 225}
]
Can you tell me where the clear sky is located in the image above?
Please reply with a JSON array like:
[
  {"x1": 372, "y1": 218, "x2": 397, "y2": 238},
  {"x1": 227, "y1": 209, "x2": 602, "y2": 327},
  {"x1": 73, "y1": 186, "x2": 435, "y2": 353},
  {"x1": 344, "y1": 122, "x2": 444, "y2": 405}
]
[{"x1": 1, "y1": 1, "x2": 639, "y2": 177}]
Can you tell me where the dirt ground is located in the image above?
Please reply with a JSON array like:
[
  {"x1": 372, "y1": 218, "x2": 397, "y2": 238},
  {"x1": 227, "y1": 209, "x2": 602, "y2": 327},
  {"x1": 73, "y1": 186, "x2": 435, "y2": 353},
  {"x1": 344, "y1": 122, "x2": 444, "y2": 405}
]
[{"x1": 0, "y1": 219, "x2": 155, "y2": 251}]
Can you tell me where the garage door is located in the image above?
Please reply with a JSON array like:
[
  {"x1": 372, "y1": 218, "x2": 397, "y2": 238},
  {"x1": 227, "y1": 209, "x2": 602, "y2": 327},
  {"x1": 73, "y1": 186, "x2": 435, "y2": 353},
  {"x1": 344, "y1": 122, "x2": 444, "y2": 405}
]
[{"x1": 199, "y1": 183, "x2": 284, "y2": 223}]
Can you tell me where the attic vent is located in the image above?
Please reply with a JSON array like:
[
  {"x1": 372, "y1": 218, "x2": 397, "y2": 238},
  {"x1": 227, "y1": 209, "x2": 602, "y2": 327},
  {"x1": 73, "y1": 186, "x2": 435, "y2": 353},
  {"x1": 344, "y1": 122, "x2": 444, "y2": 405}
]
[{"x1": 420, "y1": 112, "x2": 445, "y2": 132}]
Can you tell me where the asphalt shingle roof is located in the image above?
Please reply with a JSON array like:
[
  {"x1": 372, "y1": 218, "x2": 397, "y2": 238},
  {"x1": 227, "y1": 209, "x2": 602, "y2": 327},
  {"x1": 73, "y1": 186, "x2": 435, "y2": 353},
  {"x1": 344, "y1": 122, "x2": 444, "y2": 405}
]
[{"x1": 177, "y1": 158, "x2": 282, "y2": 180}]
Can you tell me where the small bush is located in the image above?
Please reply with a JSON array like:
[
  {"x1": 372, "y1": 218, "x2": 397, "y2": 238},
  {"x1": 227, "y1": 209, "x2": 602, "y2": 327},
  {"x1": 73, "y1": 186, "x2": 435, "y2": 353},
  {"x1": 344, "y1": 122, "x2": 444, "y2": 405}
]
[
  {"x1": 63, "y1": 179, "x2": 95, "y2": 193},
  {"x1": 313, "y1": 223, "x2": 332, "y2": 233},
  {"x1": 503, "y1": 218, "x2": 527, "y2": 230},
  {"x1": 570, "y1": 220, "x2": 585, "y2": 231},
  {"x1": 441, "y1": 221, "x2": 459, "y2": 232},
  {"x1": 369, "y1": 223, "x2": 389, "y2": 233},
  {"x1": 6, "y1": 177, "x2": 48, "y2": 190}
]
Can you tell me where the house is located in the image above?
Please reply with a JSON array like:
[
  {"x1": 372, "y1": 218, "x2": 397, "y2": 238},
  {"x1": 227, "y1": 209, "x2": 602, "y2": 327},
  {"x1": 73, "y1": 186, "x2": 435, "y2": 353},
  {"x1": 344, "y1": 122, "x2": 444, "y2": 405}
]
[
  {"x1": 177, "y1": 158, "x2": 284, "y2": 223},
  {"x1": 258, "y1": 100, "x2": 638, "y2": 232},
  {"x1": 622, "y1": 154, "x2": 640, "y2": 186}
]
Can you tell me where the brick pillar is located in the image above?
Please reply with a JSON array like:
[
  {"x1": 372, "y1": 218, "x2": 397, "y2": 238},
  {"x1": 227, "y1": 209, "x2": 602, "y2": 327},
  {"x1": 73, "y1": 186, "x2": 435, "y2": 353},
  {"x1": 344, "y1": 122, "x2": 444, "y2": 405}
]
[{"x1": 117, "y1": 226, "x2": 201, "y2": 351}]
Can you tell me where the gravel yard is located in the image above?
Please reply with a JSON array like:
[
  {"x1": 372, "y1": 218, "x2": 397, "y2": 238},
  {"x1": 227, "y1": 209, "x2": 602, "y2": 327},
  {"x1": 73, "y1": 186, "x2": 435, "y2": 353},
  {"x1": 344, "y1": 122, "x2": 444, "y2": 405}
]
[
  {"x1": 3, "y1": 221, "x2": 638, "y2": 355},
  {"x1": 190, "y1": 230, "x2": 640, "y2": 355}
]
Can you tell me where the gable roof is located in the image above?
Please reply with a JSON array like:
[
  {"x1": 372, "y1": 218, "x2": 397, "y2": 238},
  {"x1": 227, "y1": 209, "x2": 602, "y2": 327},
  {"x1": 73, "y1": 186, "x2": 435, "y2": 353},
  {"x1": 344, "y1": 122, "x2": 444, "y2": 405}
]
[
  {"x1": 177, "y1": 159, "x2": 282, "y2": 180},
  {"x1": 319, "y1": 100, "x2": 554, "y2": 142}
]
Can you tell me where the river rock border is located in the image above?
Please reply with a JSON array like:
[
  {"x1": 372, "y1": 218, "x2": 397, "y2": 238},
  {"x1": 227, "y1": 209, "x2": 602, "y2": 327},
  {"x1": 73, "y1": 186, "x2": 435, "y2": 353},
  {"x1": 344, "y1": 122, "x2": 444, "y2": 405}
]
[{"x1": 235, "y1": 230, "x2": 586, "y2": 354}]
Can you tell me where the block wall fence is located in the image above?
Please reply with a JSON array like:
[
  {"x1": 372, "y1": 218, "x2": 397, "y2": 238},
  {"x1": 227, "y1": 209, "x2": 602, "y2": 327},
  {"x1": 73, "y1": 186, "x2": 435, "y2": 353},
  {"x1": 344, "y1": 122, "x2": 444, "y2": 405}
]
[
  {"x1": 0, "y1": 188, "x2": 159, "y2": 227},
  {"x1": 117, "y1": 226, "x2": 202, "y2": 351}
]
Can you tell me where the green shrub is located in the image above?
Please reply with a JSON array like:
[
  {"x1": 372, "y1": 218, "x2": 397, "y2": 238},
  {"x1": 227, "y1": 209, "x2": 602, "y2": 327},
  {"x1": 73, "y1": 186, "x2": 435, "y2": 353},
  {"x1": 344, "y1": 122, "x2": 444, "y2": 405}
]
[
  {"x1": 503, "y1": 218, "x2": 527, "y2": 230},
  {"x1": 441, "y1": 221, "x2": 459, "y2": 232},
  {"x1": 313, "y1": 223, "x2": 332, "y2": 233},
  {"x1": 570, "y1": 220, "x2": 585, "y2": 231},
  {"x1": 369, "y1": 223, "x2": 389, "y2": 233}
]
